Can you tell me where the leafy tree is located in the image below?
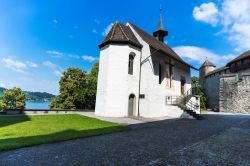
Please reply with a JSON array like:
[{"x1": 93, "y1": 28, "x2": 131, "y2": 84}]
[
  {"x1": 50, "y1": 68, "x2": 86, "y2": 109},
  {"x1": 50, "y1": 62, "x2": 99, "y2": 109},
  {"x1": 191, "y1": 76, "x2": 207, "y2": 109},
  {"x1": 0, "y1": 87, "x2": 26, "y2": 110},
  {"x1": 75, "y1": 62, "x2": 99, "y2": 109}
]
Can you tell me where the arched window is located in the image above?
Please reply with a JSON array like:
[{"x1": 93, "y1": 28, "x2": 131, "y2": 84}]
[{"x1": 128, "y1": 53, "x2": 135, "y2": 75}]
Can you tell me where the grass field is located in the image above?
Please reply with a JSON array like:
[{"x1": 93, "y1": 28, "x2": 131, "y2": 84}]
[{"x1": 0, "y1": 114, "x2": 129, "y2": 151}]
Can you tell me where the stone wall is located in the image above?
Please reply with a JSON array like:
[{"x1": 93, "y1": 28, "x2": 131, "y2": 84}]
[
  {"x1": 219, "y1": 73, "x2": 250, "y2": 113},
  {"x1": 204, "y1": 74, "x2": 220, "y2": 109}
]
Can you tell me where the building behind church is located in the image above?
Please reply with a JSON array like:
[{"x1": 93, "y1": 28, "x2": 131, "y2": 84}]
[
  {"x1": 199, "y1": 51, "x2": 250, "y2": 113},
  {"x1": 95, "y1": 12, "x2": 201, "y2": 118}
]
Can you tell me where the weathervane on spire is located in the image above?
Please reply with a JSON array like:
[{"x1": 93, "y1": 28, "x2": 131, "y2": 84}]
[
  {"x1": 160, "y1": 4, "x2": 162, "y2": 16},
  {"x1": 153, "y1": 5, "x2": 168, "y2": 42}
]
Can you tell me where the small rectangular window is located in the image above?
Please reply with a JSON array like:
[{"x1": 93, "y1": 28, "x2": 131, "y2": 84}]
[
  {"x1": 169, "y1": 65, "x2": 173, "y2": 88},
  {"x1": 128, "y1": 54, "x2": 134, "y2": 75},
  {"x1": 159, "y1": 63, "x2": 162, "y2": 84}
]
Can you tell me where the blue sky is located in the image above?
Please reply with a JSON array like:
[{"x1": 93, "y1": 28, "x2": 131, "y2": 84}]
[{"x1": 0, "y1": 0, "x2": 249, "y2": 94}]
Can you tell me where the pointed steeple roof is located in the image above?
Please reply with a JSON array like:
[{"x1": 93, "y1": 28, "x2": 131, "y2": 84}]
[
  {"x1": 200, "y1": 60, "x2": 216, "y2": 69},
  {"x1": 153, "y1": 7, "x2": 168, "y2": 42},
  {"x1": 99, "y1": 21, "x2": 142, "y2": 49},
  {"x1": 156, "y1": 7, "x2": 166, "y2": 31}
]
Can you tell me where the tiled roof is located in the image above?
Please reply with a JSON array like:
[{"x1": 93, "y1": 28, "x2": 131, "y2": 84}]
[
  {"x1": 205, "y1": 66, "x2": 229, "y2": 77},
  {"x1": 227, "y1": 50, "x2": 250, "y2": 65},
  {"x1": 128, "y1": 22, "x2": 196, "y2": 70},
  {"x1": 200, "y1": 60, "x2": 216, "y2": 69},
  {"x1": 99, "y1": 21, "x2": 142, "y2": 49}
]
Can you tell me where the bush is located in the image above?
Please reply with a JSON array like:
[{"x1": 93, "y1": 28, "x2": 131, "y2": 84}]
[{"x1": 192, "y1": 76, "x2": 207, "y2": 109}]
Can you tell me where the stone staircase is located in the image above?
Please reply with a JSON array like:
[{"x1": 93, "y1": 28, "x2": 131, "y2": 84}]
[{"x1": 166, "y1": 89, "x2": 204, "y2": 120}]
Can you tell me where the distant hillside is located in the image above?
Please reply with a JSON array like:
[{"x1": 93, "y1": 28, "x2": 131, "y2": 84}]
[
  {"x1": 0, "y1": 87, "x2": 55, "y2": 102},
  {"x1": 0, "y1": 87, "x2": 5, "y2": 94}
]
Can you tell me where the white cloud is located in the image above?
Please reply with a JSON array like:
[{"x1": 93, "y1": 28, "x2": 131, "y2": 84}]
[
  {"x1": 173, "y1": 46, "x2": 235, "y2": 66},
  {"x1": 68, "y1": 54, "x2": 80, "y2": 59},
  {"x1": 46, "y1": 50, "x2": 96, "y2": 61},
  {"x1": 92, "y1": 29, "x2": 98, "y2": 34},
  {"x1": 53, "y1": 19, "x2": 58, "y2": 24},
  {"x1": 2, "y1": 58, "x2": 38, "y2": 74},
  {"x1": 46, "y1": 50, "x2": 63, "y2": 58},
  {"x1": 102, "y1": 22, "x2": 114, "y2": 36},
  {"x1": 43, "y1": 61, "x2": 57, "y2": 69},
  {"x1": 2, "y1": 58, "x2": 27, "y2": 73},
  {"x1": 82, "y1": 55, "x2": 98, "y2": 62},
  {"x1": 43, "y1": 61, "x2": 63, "y2": 76},
  {"x1": 193, "y1": 0, "x2": 250, "y2": 51},
  {"x1": 193, "y1": 2, "x2": 219, "y2": 26},
  {"x1": 53, "y1": 70, "x2": 63, "y2": 77},
  {"x1": 26, "y1": 61, "x2": 38, "y2": 68},
  {"x1": 0, "y1": 82, "x2": 7, "y2": 88}
]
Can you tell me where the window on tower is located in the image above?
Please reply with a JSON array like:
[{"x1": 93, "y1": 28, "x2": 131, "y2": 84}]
[{"x1": 128, "y1": 53, "x2": 135, "y2": 75}]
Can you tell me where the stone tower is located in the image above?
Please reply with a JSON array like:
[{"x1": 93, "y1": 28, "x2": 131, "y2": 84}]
[{"x1": 199, "y1": 60, "x2": 216, "y2": 88}]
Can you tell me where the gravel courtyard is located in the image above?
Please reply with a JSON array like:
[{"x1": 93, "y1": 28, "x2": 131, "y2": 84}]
[{"x1": 0, "y1": 112, "x2": 250, "y2": 166}]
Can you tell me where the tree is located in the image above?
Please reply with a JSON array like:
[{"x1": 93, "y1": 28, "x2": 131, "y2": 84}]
[
  {"x1": 191, "y1": 76, "x2": 207, "y2": 109},
  {"x1": 50, "y1": 62, "x2": 99, "y2": 109},
  {"x1": 50, "y1": 68, "x2": 86, "y2": 109},
  {"x1": 75, "y1": 62, "x2": 99, "y2": 109},
  {"x1": 0, "y1": 87, "x2": 26, "y2": 109}
]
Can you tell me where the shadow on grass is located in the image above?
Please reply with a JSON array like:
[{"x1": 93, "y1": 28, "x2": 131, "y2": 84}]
[
  {"x1": 0, "y1": 115, "x2": 31, "y2": 128},
  {"x1": 1, "y1": 112, "x2": 250, "y2": 151},
  {"x1": 0, "y1": 125, "x2": 129, "y2": 151}
]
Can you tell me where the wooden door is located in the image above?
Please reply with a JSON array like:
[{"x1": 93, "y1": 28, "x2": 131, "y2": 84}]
[{"x1": 181, "y1": 80, "x2": 185, "y2": 95}]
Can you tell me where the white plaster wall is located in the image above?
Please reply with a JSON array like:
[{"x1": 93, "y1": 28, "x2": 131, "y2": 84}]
[
  {"x1": 95, "y1": 44, "x2": 141, "y2": 117},
  {"x1": 96, "y1": 23, "x2": 193, "y2": 118},
  {"x1": 128, "y1": 23, "x2": 192, "y2": 118}
]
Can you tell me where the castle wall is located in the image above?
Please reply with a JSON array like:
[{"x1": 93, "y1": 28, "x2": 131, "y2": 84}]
[
  {"x1": 204, "y1": 74, "x2": 220, "y2": 109},
  {"x1": 220, "y1": 73, "x2": 250, "y2": 113}
]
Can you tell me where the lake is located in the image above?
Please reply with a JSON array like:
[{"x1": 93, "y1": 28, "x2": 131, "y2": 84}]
[{"x1": 26, "y1": 101, "x2": 50, "y2": 109}]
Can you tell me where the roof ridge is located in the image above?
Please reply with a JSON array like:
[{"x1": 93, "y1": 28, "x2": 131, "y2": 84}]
[
  {"x1": 118, "y1": 23, "x2": 130, "y2": 41},
  {"x1": 110, "y1": 22, "x2": 117, "y2": 39},
  {"x1": 99, "y1": 21, "x2": 142, "y2": 49},
  {"x1": 129, "y1": 22, "x2": 197, "y2": 70}
]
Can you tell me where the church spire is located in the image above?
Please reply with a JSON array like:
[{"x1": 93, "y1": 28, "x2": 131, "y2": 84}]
[
  {"x1": 157, "y1": 6, "x2": 165, "y2": 30},
  {"x1": 153, "y1": 6, "x2": 168, "y2": 42}
]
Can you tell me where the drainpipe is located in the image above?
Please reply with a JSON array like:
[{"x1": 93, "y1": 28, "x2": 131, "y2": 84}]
[{"x1": 137, "y1": 48, "x2": 160, "y2": 117}]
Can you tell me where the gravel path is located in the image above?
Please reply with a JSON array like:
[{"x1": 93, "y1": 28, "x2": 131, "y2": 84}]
[{"x1": 0, "y1": 113, "x2": 250, "y2": 166}]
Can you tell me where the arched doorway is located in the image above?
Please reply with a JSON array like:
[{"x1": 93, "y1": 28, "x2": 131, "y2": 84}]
[
  {"x1": 181, "y1": 76, "x2": 186, "y2": 95},
  {"x1": 128, "y1": 94, "x2": 136, "y2": 116}
]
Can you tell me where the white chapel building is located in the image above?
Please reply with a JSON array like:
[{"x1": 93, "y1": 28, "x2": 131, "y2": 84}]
[{"x1": 95, "y1": 13, "x2": 199, "y2": 118}]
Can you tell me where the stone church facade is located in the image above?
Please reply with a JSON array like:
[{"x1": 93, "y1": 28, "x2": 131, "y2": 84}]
[
  {"x1": 199, "y1": 51, "x2": 250, "y2": 113},
  {"x1": 95, "y1": 13, "x2": 200, "y2": 118}
]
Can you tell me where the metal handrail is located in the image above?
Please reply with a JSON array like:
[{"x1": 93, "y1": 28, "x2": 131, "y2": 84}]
[{"x1": 166, "y1": 88, "x2": 200, "y2": 113}]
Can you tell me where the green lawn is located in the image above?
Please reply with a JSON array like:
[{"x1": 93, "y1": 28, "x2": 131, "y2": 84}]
[{"x1": 0, "y1": 114, "x2": 129, "y2": 151}]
